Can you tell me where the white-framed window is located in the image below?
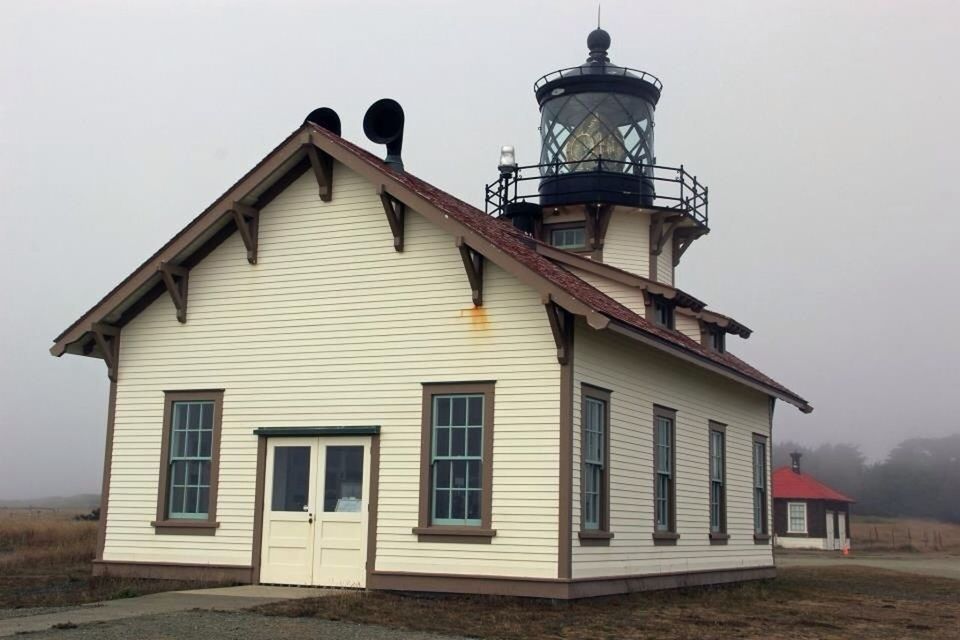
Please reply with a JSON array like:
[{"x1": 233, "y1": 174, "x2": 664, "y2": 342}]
[{"x1": 787, "y1": 502, "x2": 807, "y2": 534}]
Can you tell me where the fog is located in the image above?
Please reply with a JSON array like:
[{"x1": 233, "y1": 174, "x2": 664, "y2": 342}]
[{"x1": 1, "y1": 0, "x2": 958, "y2": 499}]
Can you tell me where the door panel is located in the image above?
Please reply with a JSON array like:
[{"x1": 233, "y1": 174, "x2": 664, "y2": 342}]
[
  {"x1": 259, "y1": 439, "x2": 316, "y2": 585},
  {"x1": 313, "y1": 440, "x2": 370, "y2": 587},
  {"x1": 259, "y1": 436, "x2": 370, "y2": 587}
]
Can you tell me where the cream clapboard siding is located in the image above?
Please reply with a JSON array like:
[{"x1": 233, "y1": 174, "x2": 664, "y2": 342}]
[
  {"x1": 601, "y1": 209, "x2": 649, "y2": 277},
  {"x1": 571, "y1": 323, "x2": 773, "y2": 578},
  {"x1": 107, "y1": 164, "x2": 561, "y2": 578},
  {"x1": 656, "y1": 236, "x2": 674, "y2": 285},
  {"x1": 675, "y1": 313, "x2": 701, "y2": 342}
]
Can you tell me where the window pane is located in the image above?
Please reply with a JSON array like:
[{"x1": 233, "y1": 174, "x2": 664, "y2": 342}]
[
  {"x1": 451, "y1": 489, "x2": 466, "y2": 520},
  {"x1": 466, "y1": 490, "x2": 481, "y2": 521},
  {"x1": 198, "y1": 487, "x2": 210, "y2": 515},
  {"x1": 199, "y1": 402, "x2": 213, "y2": 429},
  {"x1": 468, "y1": 396, "x2": 483, "y2": 425},
  {"x1": 467, "y1": 426, "x2": 482, "y2": 457},
  {"x1": 199, "y1": 429, "x2": 212, "y2": 458},
  {"x1": 435, "y1": 427, "x2": 450, "y2": 457},
  {"x1": 173, "y1": 403, "x2": 188, "y2": 430},
  {"x1": 452, "y1": 397, "x2": 467, "y2": 426},
  {"x1": 324, "y1": 446, "x2": 364, "y2": 512},
  {"x1": 271, "y1": 446, "x2": 311, "y2": 512},
  {"x1": 435, "y1": 397, "x2": 451, "y2": 427},
  {"x1": 434, "y1": 490, "x2": 450, "y2": 519},
  {"x1": 466, "y1": 460, "x2": 481, "y2": 489},
  {"x1": 171, "y1": 486, "x2": 185, "y2": 515},
  {"x1": 434, "y1": 460, "x2": 451, "y2": 489},
  {"x1": 451, "y1": 427, "x2": 466, "y2": 457}
]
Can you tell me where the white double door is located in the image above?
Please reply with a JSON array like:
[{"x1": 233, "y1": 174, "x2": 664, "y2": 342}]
[{"x1": 259, "y1": 436, "x2": 370, "y2": 587}]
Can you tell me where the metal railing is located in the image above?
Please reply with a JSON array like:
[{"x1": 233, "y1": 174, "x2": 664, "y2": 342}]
[
  {"x1": 484, "y1": 160, "x2": 709, "y2": 227},
  {"x1": 534, "y1": 65, "x2": 663, "y2": 93}
]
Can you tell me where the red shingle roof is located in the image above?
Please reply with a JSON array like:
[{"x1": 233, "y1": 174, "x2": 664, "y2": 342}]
[
  {"x1": 310, "y1": 125, "x2": 810, "y2": 411},
  {"x1": 772, "y1": 467, "x2": 854, "y2": 502}
]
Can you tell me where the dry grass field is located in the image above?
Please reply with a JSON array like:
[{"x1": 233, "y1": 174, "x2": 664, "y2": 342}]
[
  {"x1": 0, "y1": 508, "x2": 224, "y2": 608},
  {"x1": 851, "y1": 515, "x2": 960, "y2": 553}
]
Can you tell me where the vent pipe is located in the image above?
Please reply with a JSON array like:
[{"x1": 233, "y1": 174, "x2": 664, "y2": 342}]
[
  {"x1": 790, "y1": 451, "x2": 802, "y2": 474},
  {"x1": 303, "y1": 107, "x2": 342, "y2": 136}
]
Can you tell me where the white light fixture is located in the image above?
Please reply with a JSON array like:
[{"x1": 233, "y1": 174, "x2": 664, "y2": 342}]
[{"x1": 498, "y1": 145, "x2": 518, "y2": 175}]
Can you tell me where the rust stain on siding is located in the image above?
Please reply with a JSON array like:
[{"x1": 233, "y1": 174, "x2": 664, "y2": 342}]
[{"x1": 460, "y1": 305, "x2": 490, "y2": 330}]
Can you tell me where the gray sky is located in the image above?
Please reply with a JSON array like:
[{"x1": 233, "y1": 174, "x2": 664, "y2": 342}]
[{"x1": 2, "y1": 0, "x2": 958, "y2": 499}]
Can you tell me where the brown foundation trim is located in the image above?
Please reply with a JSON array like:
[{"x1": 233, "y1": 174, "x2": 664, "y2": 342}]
[
  {"x1": 368, "y1": 566, "x2": 776, "y2": 600},
  {"x1": 92, "y1": 560, "x2": 252, "y2": 583}
]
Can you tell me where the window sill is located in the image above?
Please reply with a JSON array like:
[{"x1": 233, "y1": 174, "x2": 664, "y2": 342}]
[
  {"x1": 412, "y1": 526, "x2": 496, "y2": 544},
  {"x1": 652, "y1": 531, "x2": 680, "y2": 545},
  {"x1": 754, "y1": 533, "x2": 771, "y2": 544},
  {"x1": 709, "y1": 532, "x2": 730, "y2": 545},
  {"x1": 151, "y1": 520, "x2": 219, "y2": 536},
  {"x1": 578, "y1": 530, "x2": 614, "y2": 546}
]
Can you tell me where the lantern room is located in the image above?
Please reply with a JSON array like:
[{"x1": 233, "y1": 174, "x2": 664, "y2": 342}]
[{"x1": 535, "y1": 28, "x2": 661, "y2": 209}]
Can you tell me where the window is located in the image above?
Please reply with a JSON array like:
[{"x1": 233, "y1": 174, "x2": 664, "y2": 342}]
[
  {"x1": 753, "y1": 435, "x2": 768, "y2": 539},
  {"x1": 709, "y1": 422, "x2": 726, "y2": 537},
  {"x1": 417, "y1": 382, "x2": 495, "y2": 541},
  {"x1": 271, "y1": 446, "x2": 310, "y2": 512},
  {"x1": 653, "y1": 406, "x2": 677, "y2": 540},
  {"x1": 787, "y1": 502, "x2": 807, "y2": 534},
  {"x1": 705, "y1": 325, "x2": 726, "y2": 353},
  {"x1": 154, "y1": 390, "x2": 223, "y2": 533},
  {"x1": 580, "y1": 385, "x2": 611, "y2": 539},
  {"x1": 324, "y1": 446, "x2": 364, "y2": 512},
  {"x1": 650, "y1": 296, "x2": 675, "y2": 330},
  {"x1": 550, "y1": 226, "x2": 586, "y2": 250}
]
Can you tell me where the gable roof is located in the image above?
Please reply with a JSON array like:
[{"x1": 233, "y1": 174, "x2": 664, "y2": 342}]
[
  {"x1": 772, "y1": 467, "x2": 854, "y2": 502},
  {"x1": 50, "y1": 122, "x2": 812, "y2": 413}
]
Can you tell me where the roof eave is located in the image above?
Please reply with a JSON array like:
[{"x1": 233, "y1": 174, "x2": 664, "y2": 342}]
[{"x1": 606, "y1": 320, "x2": 813, "y2": 413}]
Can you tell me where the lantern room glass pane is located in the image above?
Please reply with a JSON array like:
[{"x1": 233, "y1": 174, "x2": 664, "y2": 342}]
[{"x1": 539, "y1": 92, "x2": 654, "y2": 176}]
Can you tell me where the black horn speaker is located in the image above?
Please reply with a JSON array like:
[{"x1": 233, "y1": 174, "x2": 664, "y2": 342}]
[
  {"x1": 363, "y1": 98, "x2": 404, "y2": 170},
  {"x1": 303, "y1": 107, "x2": 342, "y2": 136}
]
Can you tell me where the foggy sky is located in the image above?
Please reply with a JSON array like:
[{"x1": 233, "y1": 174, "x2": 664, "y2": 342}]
[{"x1": 2, "y1": 1, "x2": 958, "y2": 499}]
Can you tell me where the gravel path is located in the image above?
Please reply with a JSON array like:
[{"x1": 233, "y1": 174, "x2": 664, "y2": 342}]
[{"x1": 18, "y1": 610, "x2": 471, "y2": 640}]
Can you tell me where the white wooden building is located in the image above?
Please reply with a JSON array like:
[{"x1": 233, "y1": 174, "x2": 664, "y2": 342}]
[{"x1": 50, "y1": 28, "x2": 810, "y2": 598}]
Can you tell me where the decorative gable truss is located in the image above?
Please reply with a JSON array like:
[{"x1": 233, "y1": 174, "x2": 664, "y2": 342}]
[
  {"x1": 378, "y1": 186, "x2": 406, "y2": 251},
  {"x1": 456, "y1": 237, "x2": 484, "y2": 306},
  {"x1": 159, "y1": 262, "x2": 189, "y2": 324}
]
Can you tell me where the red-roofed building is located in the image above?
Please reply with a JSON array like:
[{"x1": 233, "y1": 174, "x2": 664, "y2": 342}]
[{"x1": 773, "y1": 453, "x2": 854, "y2": 551}]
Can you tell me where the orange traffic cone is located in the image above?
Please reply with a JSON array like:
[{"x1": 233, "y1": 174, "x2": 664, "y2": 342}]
[{"x1": 842, "y1": 545, "x2": 850, "y2": 557}]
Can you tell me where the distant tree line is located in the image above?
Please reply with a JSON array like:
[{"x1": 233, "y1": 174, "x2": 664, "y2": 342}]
[{"x1": 773, "y1": 434, "x2": 960, "y2": 524}]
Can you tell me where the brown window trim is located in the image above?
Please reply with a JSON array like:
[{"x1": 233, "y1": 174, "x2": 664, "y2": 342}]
[
  {"x1": 645, "y1": 294, "x2": 676, "y2": 331},
  {"x1": 752, "y1": 432, "x2": 769, "y2": 543},
  {"x1": 416, "y1": 382, "x2": 496, "y2": 543},
  {"x1": 652, "y1": 405, "x2": 678, "y2": 544},
  {"x1": 153, "y1": 390, "x2": 224, "y2": 535},
  {"x1": 708, "y1": 421, "x2": 727, "y2": 544},
  {"x1": 579, "y1": 384, "x2": 612, "y2": 546}
]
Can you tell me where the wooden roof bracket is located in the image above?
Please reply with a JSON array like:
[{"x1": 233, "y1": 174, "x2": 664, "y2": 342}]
[
  {"x1": 378, "y1": 185, "x2": 405, "y2": 251},
  {"x1": 672, "y1": 226, "x2": 707, "y2": 266},
  {"x1": 584, "y1": 203, "x2": 614, "y2": 252},
  {"x1": 91, "y1": 322, "x2": 119, "y2": 382},
  {"x1": 230, "y1": 202, "x2": 260, "y2": 264},
  {"x1": 159, "y1": 262, "x2": 189, "y2": 324},
  {"x1": 544, "y1": 299, "x2": 573, "y2": 365},
  {"x1": 305, "y1": 144, "x2": 334, "y2": 202},
  {"x1": 456, "y1": 236, "x2": 484, "y2": 306},
  {"x1": 650, "y1": 214, "x2": 683, "y2": 256}
]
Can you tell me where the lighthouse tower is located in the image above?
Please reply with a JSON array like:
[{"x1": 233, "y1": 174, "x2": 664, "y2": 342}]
[{"x1": 488, "y1": 28, "x2": 709, "y2": 287}]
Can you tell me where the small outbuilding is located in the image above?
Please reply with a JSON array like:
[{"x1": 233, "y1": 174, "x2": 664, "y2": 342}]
[{"x1": 773, "y1": 453, "x2": 854, "y2": 551}]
